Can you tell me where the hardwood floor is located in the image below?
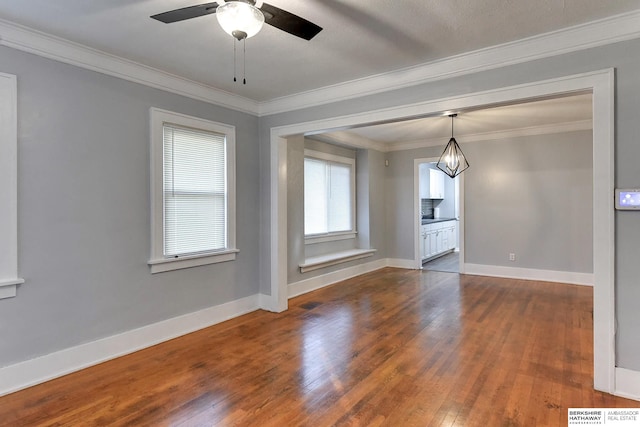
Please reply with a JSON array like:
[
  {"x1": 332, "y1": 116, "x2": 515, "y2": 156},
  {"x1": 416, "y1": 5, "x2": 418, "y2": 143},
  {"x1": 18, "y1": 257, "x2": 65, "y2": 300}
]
[{"x1": 1, "y1": 268, "x2": 638, "y2": 426}]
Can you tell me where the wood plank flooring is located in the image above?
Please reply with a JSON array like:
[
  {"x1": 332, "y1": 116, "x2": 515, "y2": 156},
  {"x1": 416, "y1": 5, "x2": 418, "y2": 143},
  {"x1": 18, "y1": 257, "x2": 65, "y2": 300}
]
[{"x1": 1, "y1": 268, "x2": 638, "y2": 426}]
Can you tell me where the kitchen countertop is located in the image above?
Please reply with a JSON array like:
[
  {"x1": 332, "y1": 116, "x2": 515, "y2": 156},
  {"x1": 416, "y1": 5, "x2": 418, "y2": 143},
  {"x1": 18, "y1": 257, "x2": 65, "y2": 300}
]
[{"x1": 421, "y1": 217, "x2": 457, "y2": 225}]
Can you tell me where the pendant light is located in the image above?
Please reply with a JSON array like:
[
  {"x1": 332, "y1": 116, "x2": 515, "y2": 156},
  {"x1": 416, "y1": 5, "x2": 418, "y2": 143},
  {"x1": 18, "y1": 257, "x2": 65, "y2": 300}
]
[{"x1": 437, "y1": 114, "x2": 469, "y2": 178}]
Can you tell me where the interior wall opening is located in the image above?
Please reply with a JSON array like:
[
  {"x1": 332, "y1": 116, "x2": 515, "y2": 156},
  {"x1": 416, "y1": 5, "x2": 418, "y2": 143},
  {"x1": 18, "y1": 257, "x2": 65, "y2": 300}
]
[{"x1": 270, "y1": 69, "x2": 614, "y2": 392}]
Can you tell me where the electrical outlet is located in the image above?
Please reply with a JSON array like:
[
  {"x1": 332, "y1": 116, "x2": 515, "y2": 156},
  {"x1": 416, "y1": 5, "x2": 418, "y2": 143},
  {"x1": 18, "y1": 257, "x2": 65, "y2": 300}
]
[{"x1": 509, "y1": 253, "x2": 516, "y2": 261}]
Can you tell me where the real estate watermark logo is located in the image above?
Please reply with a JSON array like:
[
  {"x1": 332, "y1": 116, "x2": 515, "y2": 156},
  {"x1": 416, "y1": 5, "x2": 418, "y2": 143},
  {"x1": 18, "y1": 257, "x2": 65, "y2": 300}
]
[{"x1": 568, "y1": 408, "x2": 640, "y2": 426}]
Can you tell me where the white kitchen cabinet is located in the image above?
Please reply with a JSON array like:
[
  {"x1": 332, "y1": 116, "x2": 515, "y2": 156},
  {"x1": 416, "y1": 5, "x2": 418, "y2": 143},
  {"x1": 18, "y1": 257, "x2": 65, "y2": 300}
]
[
  {"x1": 419, "y1": 163, "x2": 430, "y2": 199},
  {"x1": 425, "y1": 231, "x2": 434, "y2": 258},
  {"x1": 429, "y1": 168, "x2": 445, "y2": 199},
  {"x1": 428, "y1": 229, "x2": 437, "y2": 258},
  {"x1": 421, "y1": 220, "x2": 457, "y2": 261},
  {"x1": 439, "y1": 227, "x2": 448, "y2": 253},
  {"x1": 447, "y1": 226, "x2": 456, "y2": 251},
  {"x1": 446, "y1": 224, "x2": 456, "y2": 251},
  {"x1": 420, "y1": 224, "x2": 437, "y2": 260}
]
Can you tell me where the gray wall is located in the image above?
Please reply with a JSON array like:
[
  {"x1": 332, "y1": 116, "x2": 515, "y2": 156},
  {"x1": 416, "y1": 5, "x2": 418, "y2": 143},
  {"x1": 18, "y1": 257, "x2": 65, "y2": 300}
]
[
  {"x1": 358, "y1": 149, "x2": 387, "y2": 257},
  {"x1": 286, "y1": 134, "x2": 306, "y2": 283},
  {"x1": 259, "y1": 38, "x2": 640, "y2": 370},
  {"x1": 0, "y1": 46, "x2": 261, "y2": 367},
  {"x1": 386, "y1": 147, "x2": 444, "y2": 260},
  {"x1": 464, "y1": 130, "x2": 592, "y2": 271}
]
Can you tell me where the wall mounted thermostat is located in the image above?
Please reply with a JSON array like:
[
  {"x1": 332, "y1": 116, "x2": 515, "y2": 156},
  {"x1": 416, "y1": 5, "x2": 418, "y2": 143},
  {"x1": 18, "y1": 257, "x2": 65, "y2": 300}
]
[{"x1": 615, "y1": 189, "x2": 640, "y2": 210}]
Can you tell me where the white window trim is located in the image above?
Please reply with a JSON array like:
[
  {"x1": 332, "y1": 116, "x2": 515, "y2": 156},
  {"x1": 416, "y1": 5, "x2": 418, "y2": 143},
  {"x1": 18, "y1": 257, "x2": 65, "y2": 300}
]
[
  {"x1": 0, "y1": 72, "x2": 24, "y2": 299},
  {"x1": 148, "y1": 108, "x2": 237, "y2": 273},
  {"x1": 305, "y1": 230, "x2": 357, "y2": 245},
  {"x1": 304, "y1": 149, "x2": 357, "y2": 244}
]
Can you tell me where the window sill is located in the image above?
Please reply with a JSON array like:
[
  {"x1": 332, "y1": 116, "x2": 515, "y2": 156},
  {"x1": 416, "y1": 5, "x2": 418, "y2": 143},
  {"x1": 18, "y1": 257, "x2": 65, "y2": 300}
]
[
  {"x1": 305, "y1": 231, "x2": 357, "y2": 245},
  {"x1": 299, "y1": 248, "x2": 376, "y2": 273},
  {"x1": 0, "y1": 278, "x2": 24, "y2": 299},
  {"x1": 148, "y1": 249, "x2": 239, "y2": 274}
]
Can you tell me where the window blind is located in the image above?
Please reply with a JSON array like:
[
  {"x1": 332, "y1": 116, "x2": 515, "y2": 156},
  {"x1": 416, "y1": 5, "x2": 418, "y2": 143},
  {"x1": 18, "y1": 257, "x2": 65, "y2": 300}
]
[
  {"x1": 163, "y1": 124, "x2": 227, "y2": 256},
  {"x1": 304, "y1": 157, "x2": 352, "y2": 235}
]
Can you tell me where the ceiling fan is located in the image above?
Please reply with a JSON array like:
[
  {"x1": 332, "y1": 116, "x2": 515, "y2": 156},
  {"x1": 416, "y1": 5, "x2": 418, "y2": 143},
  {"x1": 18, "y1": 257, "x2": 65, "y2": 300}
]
[{"x1": 151, "y1": 0, "x2": 322, "y2": 41}]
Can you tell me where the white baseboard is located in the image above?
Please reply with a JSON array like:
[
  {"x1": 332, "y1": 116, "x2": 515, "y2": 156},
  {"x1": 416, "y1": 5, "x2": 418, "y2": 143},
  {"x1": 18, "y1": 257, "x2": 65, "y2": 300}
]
[
  {"x1": 386, "y1": 258, "x2": 420, "y2": 269},
  {"x1": 0, "y1": 294, "x2": 261, "y2": 397},
  {"x1": 258, "y1": 293, "x2": 284, "y2": 313},
  {"x1": 615, "y1": 367, "x2": 640, "y2": 402},
  {"x1": 463, "y1": 263, "x2": 594, "y2": 286},
  {"x1": 288, "y1": 258, "x2": 388, "y2": 298}
]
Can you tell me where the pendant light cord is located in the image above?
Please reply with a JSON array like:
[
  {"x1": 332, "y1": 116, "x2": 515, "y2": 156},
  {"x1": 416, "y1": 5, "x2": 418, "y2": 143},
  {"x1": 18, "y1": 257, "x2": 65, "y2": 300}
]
[{"x1": 449, "y1": 113, "x2": 457, "y2": 137}]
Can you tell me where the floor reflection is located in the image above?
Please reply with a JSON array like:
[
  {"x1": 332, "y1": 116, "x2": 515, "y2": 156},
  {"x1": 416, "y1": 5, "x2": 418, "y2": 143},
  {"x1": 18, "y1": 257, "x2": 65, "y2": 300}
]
[{"x1": 301, "y1": 305, "x2": 353, "y2": 398}]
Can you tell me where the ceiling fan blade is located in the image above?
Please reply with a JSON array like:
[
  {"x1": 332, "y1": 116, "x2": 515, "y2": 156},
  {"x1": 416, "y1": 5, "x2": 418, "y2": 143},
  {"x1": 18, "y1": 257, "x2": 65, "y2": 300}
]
[
  {"x1": 259, "y1": 3, "x2": 322, "y2": 40},
  {"x1": 151, "y1": 2, "x2": 219, "y2": 24}
]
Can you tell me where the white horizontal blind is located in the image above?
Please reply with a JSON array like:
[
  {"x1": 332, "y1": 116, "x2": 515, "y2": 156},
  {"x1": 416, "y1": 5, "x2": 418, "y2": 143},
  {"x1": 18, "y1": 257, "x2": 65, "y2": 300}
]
[
  {"x1": 304, "y1": 157, "x2": 353, "y2": 236},
  {"x1": 163, "y1": 124, "x2": 227, "y2": 256},
  {"x1": 304, "y1": 158, "x2": 328, "y2": 235},
  {"x1": 328, "y1": 162, "x2": 351, "y2": 231}
]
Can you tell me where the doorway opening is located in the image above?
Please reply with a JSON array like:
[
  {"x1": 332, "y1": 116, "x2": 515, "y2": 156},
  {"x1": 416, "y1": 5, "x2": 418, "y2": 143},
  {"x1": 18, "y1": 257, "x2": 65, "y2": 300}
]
[
  {"x1": 417, "y1": 160, "x2": 461, "y2": 273},
  {"x1": 270, "y1": 69, "x2": 615, "y2": 393}
]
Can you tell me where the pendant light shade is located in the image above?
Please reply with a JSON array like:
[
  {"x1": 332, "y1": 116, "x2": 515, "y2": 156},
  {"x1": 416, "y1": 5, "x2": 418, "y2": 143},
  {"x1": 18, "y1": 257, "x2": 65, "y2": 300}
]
[
  {"x1": 437, "y1": 114, "x2": 469, "y2": 178},
  {"x1": 217, "y1": 1, "x2": 265, "y2": 40}
]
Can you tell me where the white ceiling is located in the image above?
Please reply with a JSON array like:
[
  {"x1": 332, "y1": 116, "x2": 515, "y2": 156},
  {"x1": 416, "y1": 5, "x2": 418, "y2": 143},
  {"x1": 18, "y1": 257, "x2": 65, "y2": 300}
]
[
  {"x1": 316, "y1": 92, "x2": 593, "y2": 150},
  {"x1": 0, "y1": 0, "x2": 639, "y2": 102}
]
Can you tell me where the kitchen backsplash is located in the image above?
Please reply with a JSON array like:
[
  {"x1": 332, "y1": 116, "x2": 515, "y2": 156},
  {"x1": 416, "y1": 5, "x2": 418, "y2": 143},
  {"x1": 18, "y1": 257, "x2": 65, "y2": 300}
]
[{"x1": 421, "y1": 199, "x2": 434, "y2": 218}]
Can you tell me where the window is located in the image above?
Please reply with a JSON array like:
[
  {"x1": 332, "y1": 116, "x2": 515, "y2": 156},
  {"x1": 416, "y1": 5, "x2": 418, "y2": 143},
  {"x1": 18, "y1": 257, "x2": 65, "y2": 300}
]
[
  {"x1": 149, "y1": 108, "x2": 237, "y2": 273},
  {"x1": 304, "y1": 149, "x2": 356, "y2": 243},
  {"x1": 0, "y1": 72, "x2": 23, "y2": 299}
]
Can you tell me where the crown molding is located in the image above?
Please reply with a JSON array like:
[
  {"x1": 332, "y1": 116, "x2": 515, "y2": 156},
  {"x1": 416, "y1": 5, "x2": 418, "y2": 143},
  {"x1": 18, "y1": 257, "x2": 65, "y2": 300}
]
[
  {"x1": 258, "y1": 10, "x2": 640, "y2": 116},
  {"x1": 0, "y1": 19, "x2": 260, "y2": 115},
  {"x1": 0, "y1": 10, "x2": 637, "y2": 118},
  {"x1": 384, "y1": 119, "x2": 593, "y2": 152}
]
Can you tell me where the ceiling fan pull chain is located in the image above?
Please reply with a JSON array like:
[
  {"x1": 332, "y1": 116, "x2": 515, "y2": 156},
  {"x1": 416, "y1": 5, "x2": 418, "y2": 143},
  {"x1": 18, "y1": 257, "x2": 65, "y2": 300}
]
[
  {"x1": 233, "y1": 39, "x2": 237, "y2": 82},
  {"x1": 243, "y1": 39, "x2": 247, "y2": 85}
]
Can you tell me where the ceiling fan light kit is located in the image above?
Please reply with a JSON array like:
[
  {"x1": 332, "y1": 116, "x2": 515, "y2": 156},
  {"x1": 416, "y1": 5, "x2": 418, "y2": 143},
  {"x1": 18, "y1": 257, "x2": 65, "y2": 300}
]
[
  {"x1": 151, "y1": 1, "x2": 322, "y2": 84},
  {"x1": 216, "y1": 1, "x2": 265, "y2": 40},
  {"x1": 151, "y1": 1, "x2": 322, "y2": 41},
  {"x1": 437, "y1": 114, "x2": 470, "y2": 178}
]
